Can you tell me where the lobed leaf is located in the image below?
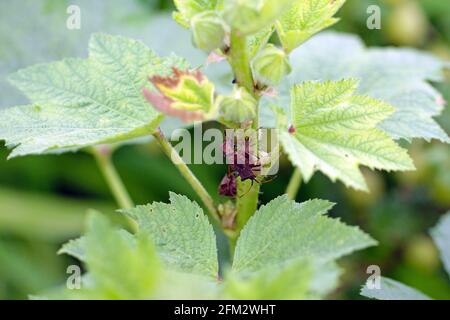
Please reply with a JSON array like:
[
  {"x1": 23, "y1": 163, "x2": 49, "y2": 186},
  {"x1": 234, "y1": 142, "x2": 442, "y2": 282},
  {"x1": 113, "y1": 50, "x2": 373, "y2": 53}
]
[
  {"x1": 173, "y1": 0, "x2": 220, "y2": 28},
  {"x1": 281, "y1": 79, "x2": 415, "y2": 191},
  {"x1": 232, "y1": 195, "x2": 376, "y2": 273},
  {"x1": 0, "y1": 33, "x2": 187, "y2": 158},
  {"x1": 267, "y1": 32, "x2": 450, "y2": 143},
  {"x1": 276, "y1": 0, "x2": 346, "y2": 53}
]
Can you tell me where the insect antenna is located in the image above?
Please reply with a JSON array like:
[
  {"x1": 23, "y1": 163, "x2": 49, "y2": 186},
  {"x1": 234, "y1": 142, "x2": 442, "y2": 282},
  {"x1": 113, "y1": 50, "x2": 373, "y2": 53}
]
[{"x1": 238, "y1": 180, "x2": 254, "y2": 198}]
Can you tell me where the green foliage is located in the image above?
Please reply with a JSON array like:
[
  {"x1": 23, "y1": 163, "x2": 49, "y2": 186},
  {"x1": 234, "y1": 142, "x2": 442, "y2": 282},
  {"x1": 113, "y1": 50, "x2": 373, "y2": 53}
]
[
  {"x1": 278, "y1": 79, "x2": 414, "y2": 191},
  {"x1": 0, "y1": 33, "x2": 187, "y2": 158},
  {"x1": 122, "y1": 193, "x2": 218, "y2": 278},
  {"x1": 224, "y1": 259, "x2": 312, "y2": 299},
  {"x1": 1, "y1": 0, "x2": 449, "y2": 301},
  {"x1": 276, "y1": 0, "x2": 346, "y2": 53},
  {"x1": 266, "y1": 32, "x2": 450, "y2": 143},
  {"x1": 232, "y1": 195, "x2": 376, "y2": 273},
  {"x1": 61, "y1": 212, "x2": 161, "y2": 299},
  {"x1": 223, "y1": 0, "x2": 292, "y2": 35},
  {"x1": 54, "y1": 195, "x2": 374, "y2": 299},
  {"x1": 173, "y1": 0, "x2": 220, "y2": 28}
]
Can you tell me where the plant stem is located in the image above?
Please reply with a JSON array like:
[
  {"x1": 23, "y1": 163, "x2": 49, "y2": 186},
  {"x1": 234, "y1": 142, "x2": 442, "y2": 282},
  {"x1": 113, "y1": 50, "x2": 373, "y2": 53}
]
[
  {"x1": 91, "y1": 146, "x2": 137, "y2": 231},
  {"x1": 236, "y1": 179, "x2": 260, "y2": 230},
  {"x1": 153, "y1": 128, "x2": 220, "y2": 222},
  {"x1": 229, "y1": 32, "x2": 255, "y2": 96},
  {"x1": 229, "y1": 31, "x2": 261, "y2": 233},
  {"x1": 286, "y1": 167, "x2": 302, "y2": 200}
]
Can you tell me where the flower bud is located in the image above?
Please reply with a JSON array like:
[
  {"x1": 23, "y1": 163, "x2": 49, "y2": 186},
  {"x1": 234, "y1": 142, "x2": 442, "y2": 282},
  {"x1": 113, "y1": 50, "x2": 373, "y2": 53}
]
[
  {"x1": 251, "y1": 44, "x2": 292, "y2": 86},
  {"x1": 191, "y1": 11, "x2": 229, "y2": 52},
  {"x1": 143, "y1": 68, "x2": 216, "y2": 123},
  {"x1": 223, "y1": 0, "x2": 292, "y2": 36},
  {"x1": 217, "y1": 87, "x2": 257, "y2": 126}
]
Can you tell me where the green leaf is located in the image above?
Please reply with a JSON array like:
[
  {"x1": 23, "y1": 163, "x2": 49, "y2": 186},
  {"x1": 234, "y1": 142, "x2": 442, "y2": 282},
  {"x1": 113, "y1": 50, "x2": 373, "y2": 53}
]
[
  {"x1": 276, "y1": 0, "x2": 345, "y2": 53},
  {"x1": 272, "y1": 32, "x2": 449, "y2": 143},
  {"x1": 361, "y1": 277, "x2": 431, "y2": 300},
  {"x1": 80, "y1": 212, "x2": 161, "y2": 299},
  {"x1": 430, "y1": 211, "x2": 450, "y2": 277},
  {"x1": 224, "y1": 259, "x2": 312, "y2": 300},
  {"x1": 248, "y1": 25, "x2": 275, "y2": 58},
  {"x1": 58, "y1": 230, "x2": 133, "y2": 263},
  {"x1": 224, "y1": 259, "x2": 343, "y2": 299},
  {"x1": 280, "y1": 79, "x2": 415, "y2": 191},
  {"x1": 0, "y1": 33, "x2": 187, "y2": 158},
  {"x1": 232, "y1": 195, "x2": 376, "y2": 273},
  {"x1": 58, "y1": 238, "x2": 86, "y2": 262},
  {"x1": 122, "y1": 193, "x2": 218, "y2": 279},
  {"x1": 223, "y1": 0, "x2": 292, "y2": 35},
  {"x1": 173, "y1": 0, "x2": 220, "y2": 28}
]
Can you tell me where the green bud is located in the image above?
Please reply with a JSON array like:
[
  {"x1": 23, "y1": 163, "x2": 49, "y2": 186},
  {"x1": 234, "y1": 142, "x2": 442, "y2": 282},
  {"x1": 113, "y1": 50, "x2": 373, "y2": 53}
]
[
  {"x1": 251, "y1": 44, "x2": 292, "y2": 86},
  {"x1": 191, "y1": 11, "x2": 229, "y2": 52},
  {"x1": 223, "y1": 0, "x2": 292, "y2": 36},
  {"x1": 217, "y1": 87, "x2": 257, "y2": 126}
]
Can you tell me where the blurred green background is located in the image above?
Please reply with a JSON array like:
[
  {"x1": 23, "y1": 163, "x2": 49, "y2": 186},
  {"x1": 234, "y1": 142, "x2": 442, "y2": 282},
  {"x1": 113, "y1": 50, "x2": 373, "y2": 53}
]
[{"x1": 0, "y1": 0, "x2": 449, "y2": 299}]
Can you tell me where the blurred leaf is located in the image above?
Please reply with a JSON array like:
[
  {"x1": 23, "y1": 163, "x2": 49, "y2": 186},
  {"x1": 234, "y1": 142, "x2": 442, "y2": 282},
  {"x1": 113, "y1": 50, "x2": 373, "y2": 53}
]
[
  {"x1": 361, "y1": 277, "x2": 431, "y2": 300},
  {"x1": 430, "y1": 211, "x2": 450, "y2": 277},
  {"x1": 66, "y1": 212, "x2": 161, "y2": 299},
  {"x1": 1, "y1": 33, "x2": 188, "y2": 158},
  {"x1": 262, "y1": 32, "x2": 450, "y2": 143},
  {"x1": 172, "y1": 0, "x2": 219, "y2": 28},
  {"x1": 224, "y1": 259, "x2": 312, "y2": 299},
  {"x1": 223, "y1": 0, "x2": 292, "y2": 35}
]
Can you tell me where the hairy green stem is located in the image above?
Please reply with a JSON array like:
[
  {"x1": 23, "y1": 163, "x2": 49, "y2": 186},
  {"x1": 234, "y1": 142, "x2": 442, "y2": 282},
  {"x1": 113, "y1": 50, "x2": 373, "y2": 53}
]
[
  {"x1": 153, "y1": 128, "x2": 220, "y2": 223},
  {"x1": 286, "y1": 167, "x2": 302, "y2": 200},
  {"x1": 91, "y1": 146, "x2": 137, "y2": 231},
  {"x1": 229, "y1": 32, "x2": 255, "y2": 96},
  {"x1": 229, "y1": 31, "x2": 261, "y2": 237}
]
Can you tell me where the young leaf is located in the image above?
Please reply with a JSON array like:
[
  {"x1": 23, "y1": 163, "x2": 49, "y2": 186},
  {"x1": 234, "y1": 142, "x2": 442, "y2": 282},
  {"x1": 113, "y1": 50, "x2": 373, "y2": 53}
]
[
  {"x1": 361, "y1": 277, "x2": 431, "y2": 300},
  {"x1": 0, "y1": 33, "x2": 187, "y2": 158},
  {"x1": 280, "y1": 79, "x2": 415, "y2": 191},
  {"x1": 223, "y1": 0, "x2": 292, "y2": 35},
  {"x1": 173, "y1": 0, "x2": 220, "y2": 28},
  {"x1": 232, "y1": 195, "x2": 376, "y2": 273},
  {"x1": 121, "y1": 193, "x2": 218, "y2": 279},
  {"x1": 272, "y1": 32, "x2": 450, "y2": 143},
  {"x1": 430, "y1": 212, "x2": 450, "y2": 277},
  {"x1": 276, "y1": 0, "x2": 346, "y2": 53}
]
